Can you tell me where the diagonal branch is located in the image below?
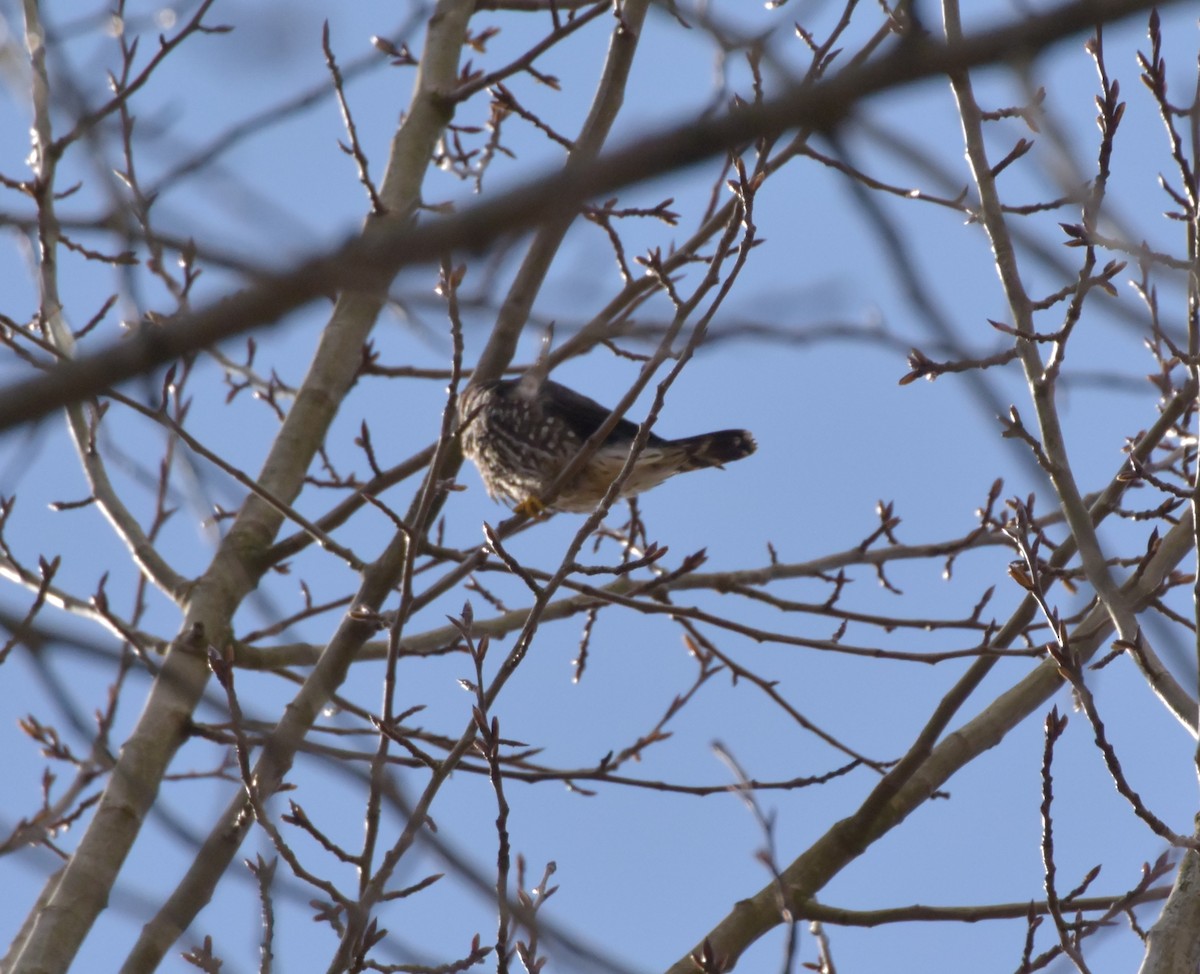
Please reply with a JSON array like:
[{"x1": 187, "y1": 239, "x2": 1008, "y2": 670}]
[{"x1": 0, "y1": 0, "x2": 1179, "y2": 434}]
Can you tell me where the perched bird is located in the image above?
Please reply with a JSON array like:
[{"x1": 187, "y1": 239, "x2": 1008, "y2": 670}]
[{"x1": 458, "y1": 376, "x2": 756, "y2": 514}]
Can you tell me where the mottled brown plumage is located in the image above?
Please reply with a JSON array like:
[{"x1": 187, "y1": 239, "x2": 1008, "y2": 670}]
[{"x1": 458, "y1": 377, "x2": 756, "y2": 513}]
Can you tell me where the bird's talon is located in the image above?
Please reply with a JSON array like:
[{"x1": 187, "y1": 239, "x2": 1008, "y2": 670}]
[{"x1": 515, "y1": 496, "x2": 549, "y2": 519}]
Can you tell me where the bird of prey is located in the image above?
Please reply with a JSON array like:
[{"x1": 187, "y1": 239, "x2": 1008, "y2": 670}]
[{"x1": 458, "y1": 376, "x2": 756, "y2": 514}]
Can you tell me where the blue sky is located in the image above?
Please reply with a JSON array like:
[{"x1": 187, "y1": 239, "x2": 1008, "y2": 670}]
[{"x1": 0, "y1": 2, "x2": 1196, "y2": 972}]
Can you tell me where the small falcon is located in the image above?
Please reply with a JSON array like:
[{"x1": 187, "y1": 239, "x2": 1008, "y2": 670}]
[{"x1": 458, "y1": 376, "x2": 756, "y2": 514}]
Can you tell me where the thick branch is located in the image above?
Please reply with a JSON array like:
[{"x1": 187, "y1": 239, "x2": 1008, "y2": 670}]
[{"x1": 0, "y1": 0, "x2": 1177, "y2": 434}]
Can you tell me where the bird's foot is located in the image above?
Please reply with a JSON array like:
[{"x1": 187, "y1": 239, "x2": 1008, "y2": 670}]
[{"x1": 514, "y1": 496, "x2": 550, "y2": 519}]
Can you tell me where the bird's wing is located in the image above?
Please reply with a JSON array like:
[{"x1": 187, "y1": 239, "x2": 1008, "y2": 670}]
[{"x1": 542, "y1": 379, "x2": 663, "y2": 445}]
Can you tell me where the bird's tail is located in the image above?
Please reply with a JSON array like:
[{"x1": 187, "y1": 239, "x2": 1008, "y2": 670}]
[{"x1": 675, "y1": 430, "x2": 757, "y2": 470}]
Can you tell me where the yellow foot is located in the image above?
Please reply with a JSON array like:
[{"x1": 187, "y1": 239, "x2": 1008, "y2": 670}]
[{"x1": 514, "y1": 496, "x2": 549, "y2": 519}]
